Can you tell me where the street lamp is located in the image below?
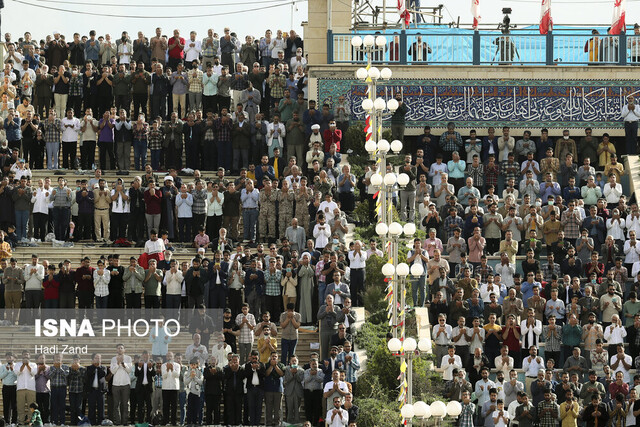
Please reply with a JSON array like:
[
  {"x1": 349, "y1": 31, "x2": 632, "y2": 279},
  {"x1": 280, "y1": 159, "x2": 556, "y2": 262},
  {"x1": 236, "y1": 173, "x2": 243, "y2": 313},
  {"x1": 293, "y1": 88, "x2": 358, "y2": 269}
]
[{"x1": 389, "y1": 336, "x2": 446, "y2": 426}]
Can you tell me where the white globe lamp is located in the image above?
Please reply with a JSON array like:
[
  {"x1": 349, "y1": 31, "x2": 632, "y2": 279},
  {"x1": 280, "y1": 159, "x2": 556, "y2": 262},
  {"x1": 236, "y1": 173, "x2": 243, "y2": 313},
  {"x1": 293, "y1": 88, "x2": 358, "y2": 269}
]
[
  {"x1": 387, "y1": 98, "x2": 399, "y2": 111},
  {"x1": 375, "y1": 35, "x2": 388, "y2": 47},
  {"x1": 401, "y1": 404, "x2": 415, "y2": 419},
  {"x1": 403, "y1": 222, "x2": 416, "y2": 236},
  {"x1": 414, "y1": 401, "x2": 431, "y2": 419},
  {"x1": 411, "y1": 263, "x2": 424, "y2": 277},
  {"x1": 377, "y1": 139, "x2": 390, "y2": 153},
  {"x1": 396, "y1": 262, "x2": 410, "y2": 277},
  {"x1": 380, "y1": 67, "x2": 393, "y2": 80},
  {"x1": 404, "y1": 337, "x2": 417, "y2": 352},
  {"x1": 447, "y1": 400, "x2": 463, "y2": 417},
  {"x1": 351, "y1": 36, "x2": 363, "y2": 47},
  {"x1": 391, "y1": 139, "x2": 403, "y2": 153},
  {"x1": 368, "y1": 66, "x2": 380, "y2": 80},
  {"x1": 397, "y1": 173, "x2": 410, "y2": 187},
  {"x1": 361, "y1": 98, "x2": 374, "y2": 111},
  {"x1": 387, "y1": 337, "x2": 402, "y2": 352},
  {"x1": 381, "y1": 263, "x2": 395, "y2": 277},
  {"x1": 388, "y1": 222, "x2": 403, "y2": 236},
  {"x1": 418, "y1": 338, "x2": 431, "y2": 352},
  {"x1": 370, "y1": 173, "x2": 383, "y2": 186},
  {"x1": 373, "y1": 97, "x2": 387, "y2": 111},
  {"x1": 365, "y1": 139, "x2": 377, "y2": 153},
  {"x1": 375, "y1": 222, "x2": 389, "y2": 236},
  {"x1": 355, "y1": 67, "x2": 368, "y2": 80},
  {"x1": 363, "y1": 35, "x2": 375, "y2": 47},
  {"x1": 383, "y1": 172, "x2": 397, "y2": 186},
  {"x1": 430, "y1": 401, "x2": 447, "y2": 418}
]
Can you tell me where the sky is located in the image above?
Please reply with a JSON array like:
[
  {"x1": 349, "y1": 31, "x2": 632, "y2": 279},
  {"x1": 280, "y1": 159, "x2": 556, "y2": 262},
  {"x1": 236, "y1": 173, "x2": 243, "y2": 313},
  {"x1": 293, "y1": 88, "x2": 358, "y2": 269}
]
[
  {"x1": 3, "y1": 0, "x2": 640, "y2": 42},
  {"x1": 2, "y1": 0, "x2": 309, "y2": 41}
]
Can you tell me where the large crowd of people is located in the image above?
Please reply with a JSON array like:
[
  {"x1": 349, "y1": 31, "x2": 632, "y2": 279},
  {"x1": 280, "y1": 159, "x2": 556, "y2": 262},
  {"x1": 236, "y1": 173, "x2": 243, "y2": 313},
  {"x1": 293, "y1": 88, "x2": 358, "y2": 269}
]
[
  {"x1": 3, "y1": 23, "x2": 640, "y2": 427},
  {"x1": 0, "y1": 27, "x2": 365, "y2": 427}
]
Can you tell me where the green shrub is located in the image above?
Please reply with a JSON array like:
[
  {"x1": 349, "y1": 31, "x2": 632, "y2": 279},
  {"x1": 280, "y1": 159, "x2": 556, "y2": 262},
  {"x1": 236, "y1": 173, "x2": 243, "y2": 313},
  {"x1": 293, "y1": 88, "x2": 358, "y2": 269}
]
[
  {"x1": 344, "y1": 124, "x2": 366, "y2": 156},
  {"x1": 355, "y1": 397, "x2": 402, "y2": 426}
]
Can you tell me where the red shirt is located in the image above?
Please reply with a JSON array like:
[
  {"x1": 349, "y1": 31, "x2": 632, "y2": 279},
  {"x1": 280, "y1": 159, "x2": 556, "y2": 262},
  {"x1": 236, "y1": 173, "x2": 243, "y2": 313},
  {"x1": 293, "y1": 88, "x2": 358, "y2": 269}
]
[
  {"x1": 43, "y1": 278, "x2": 60, "y2": 300},
  {"x1": 503, "y1": 325, "x2": 521, "y2": 352},
  {"x1": 323, "y1": 129, "x2": 342, "y2": 152},
  {"x1": 168, "y1": 36, "x2": 185, "y2": 59},
  {"x1": 144, "y1": 189, "x2": 163, "y2": 215}
]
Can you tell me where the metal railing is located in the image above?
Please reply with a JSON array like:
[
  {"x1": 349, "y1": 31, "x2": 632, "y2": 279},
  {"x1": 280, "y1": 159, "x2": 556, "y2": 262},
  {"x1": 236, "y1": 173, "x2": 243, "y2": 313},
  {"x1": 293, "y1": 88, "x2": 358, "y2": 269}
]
[{"x1": 328, "y1": 29, "x2": 640, "y2": 66}]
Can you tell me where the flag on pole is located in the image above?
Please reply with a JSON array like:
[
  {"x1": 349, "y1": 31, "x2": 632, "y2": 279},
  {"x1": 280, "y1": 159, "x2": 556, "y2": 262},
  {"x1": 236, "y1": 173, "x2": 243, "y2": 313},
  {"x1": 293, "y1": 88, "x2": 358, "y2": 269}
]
[
  {"x1": 398, "y1": 0, "x2": 411, "y2": 26},
  {"x1": 611, "y1": 0, "x2": 626, "y2": 34},
  {"x1": 539, "y1": 0, "x2": 552, "y2": 34},
  {"x1": 471, "y1": 0, "x2": 481, "y2": 30}
]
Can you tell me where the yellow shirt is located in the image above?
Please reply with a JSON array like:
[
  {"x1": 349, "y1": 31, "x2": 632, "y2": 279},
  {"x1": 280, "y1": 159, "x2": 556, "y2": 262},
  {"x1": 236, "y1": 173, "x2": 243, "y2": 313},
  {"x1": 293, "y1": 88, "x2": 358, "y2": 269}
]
[
  {"x1": 560, "y1": 400, "x2": 580, "y2": 427},
  {"x1": 257, "y1": 336, "x2": 277, "y2": 364},
  {"x1": 598, "y1": 142, "x2": 616, "y2": 168},
  {"x1": 604, "y1": 162, "x2": 624, "y2": 182}
]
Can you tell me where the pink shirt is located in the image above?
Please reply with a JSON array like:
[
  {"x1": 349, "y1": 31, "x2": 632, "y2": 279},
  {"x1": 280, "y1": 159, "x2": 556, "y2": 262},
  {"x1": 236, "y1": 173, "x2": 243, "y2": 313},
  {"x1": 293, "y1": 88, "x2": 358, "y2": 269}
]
[
  {"x1": 194, "y1": 233, "x2": 210, "y2": 247},
  {"x1": 467, "y1": 236, "x2": 486, "y2": 263}
]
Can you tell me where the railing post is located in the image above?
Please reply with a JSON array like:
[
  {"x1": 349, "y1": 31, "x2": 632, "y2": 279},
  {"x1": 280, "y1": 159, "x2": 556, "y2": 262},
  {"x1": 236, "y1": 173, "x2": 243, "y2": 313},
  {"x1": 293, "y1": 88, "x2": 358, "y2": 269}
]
[
  {"x1": 620, "y1": 32, "x2": 628, "y2": 65},
  {"x1": 327, "y1": 29, "x2": 334, "y2": 64},
  {"x1": 472, "y1": 30, "x2": 480, "y2": 65},
  {"x1": 400, "y1": 30, "x2": 407, "y2": 64},
  {"x1": 546, "y1": 31, "x2": 554, "y2": 65}
]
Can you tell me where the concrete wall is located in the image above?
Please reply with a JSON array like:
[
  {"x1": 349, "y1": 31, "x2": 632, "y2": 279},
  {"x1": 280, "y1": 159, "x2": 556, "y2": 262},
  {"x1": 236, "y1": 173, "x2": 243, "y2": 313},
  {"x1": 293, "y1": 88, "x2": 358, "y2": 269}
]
[
  {"x1": 303, "y1": 0, "x2": 351, "y2": 66},
  {"x1": 308, "y1": 64, "x2": 640, "y2": 136}
]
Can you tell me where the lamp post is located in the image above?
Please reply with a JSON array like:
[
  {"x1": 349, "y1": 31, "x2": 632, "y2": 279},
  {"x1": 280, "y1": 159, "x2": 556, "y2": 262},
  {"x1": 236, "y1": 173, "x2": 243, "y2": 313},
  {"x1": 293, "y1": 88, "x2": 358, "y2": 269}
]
[{"x1": 377, "y1": 221, "x2": 417, "y2": 337}]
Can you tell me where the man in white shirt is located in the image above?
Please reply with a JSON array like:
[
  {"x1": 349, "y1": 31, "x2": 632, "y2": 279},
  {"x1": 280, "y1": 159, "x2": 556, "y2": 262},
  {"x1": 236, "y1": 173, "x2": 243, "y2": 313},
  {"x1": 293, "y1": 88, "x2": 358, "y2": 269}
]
[
  {"x1": 604, "y1": 315, "x2": 627, "y2": 359},
  {"x1": 209, "y1": 332, "x2": 231, "y2": 369},
  {"x1": 495, "y1": 345, "x2": 514, "y2": 377},
  {"x1": 604, "y1": 174, "x2": 623, "y2": 208},
  {"x1": 60, "y1": 108, "x2": 81, "y2": 170},
  {"x1": 185, "y1": 333, "x2": 209, "y2": 366},
  {"x1": 312, "y1": 214, "x2": 331, "y2": 250},
  {"x1": 432, "y1": 314, "x2": 452, "y2": 368},
  {"x1": 16, "y1": 350, "x2": 37, "y2": 424},
  {"x1": 475, "y1": 367, "x2": 496, "y2": 408},
  {"x1": 144, "y1": 229, "x2": 166, "y2": 255},
  {"x1": 183, "y1": 31, "x2": 202, "y2": 66},
  {"x1": 161, "y1": 351, "x2": 181, "y2": 426},
  {"x1": 326, "y1": 396, "x2": 348, "y2": 427},
  {"x1": 322, "y1": 369, "x2": 349, "y2": 414},
  {"x1": 610, "y1": 343, "x2": 633, "y2": 383},
  {"x1": 621, "y1": 95, "x2": 640, "y2": 157},
  {"x1": 110, "y1": 343, "x2": 133, "y2": 426},
  {"x1": 520, "y1": 308, "x2": 542, "y2": 354},
  {"x1": 347, "y1": 240, "x2": 367, "y2": 307},
  {"x1": 318, "y1": 193, "x2": 339, "y2": 223},
  {"x1": 521, "y1": 345, "x2": 545, "y2": 395},
  {"x1": 23, "y1": 254, "x2": 45, "y2": 323},
  {"x1": 441, "y1": 345, "x2": 462, "y2": 381}
]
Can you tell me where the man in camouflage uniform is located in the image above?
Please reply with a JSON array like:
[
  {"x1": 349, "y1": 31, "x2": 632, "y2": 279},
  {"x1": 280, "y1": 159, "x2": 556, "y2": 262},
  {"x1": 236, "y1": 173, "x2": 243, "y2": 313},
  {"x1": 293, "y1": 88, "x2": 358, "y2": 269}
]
[
  {"x1": 295, "y1": 176, "x2": 313, "y2": 235},
  {"x1": 278, "y1": 179, "x2": 295, "y2": 240},
  {"x1": 259, "y1": 178, "x2": 278, "y2": 242}
]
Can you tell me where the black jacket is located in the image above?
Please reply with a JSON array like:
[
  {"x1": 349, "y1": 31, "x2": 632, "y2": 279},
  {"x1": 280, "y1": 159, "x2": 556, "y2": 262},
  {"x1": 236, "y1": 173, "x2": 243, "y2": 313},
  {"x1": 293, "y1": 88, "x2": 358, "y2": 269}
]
[
  {"x1": 151, "y1": 73, "x2": 170, "y2": 97},
  {"x1": 134, "y1": 362, "x2": 156, "y2": 390},
  {"x1": 85, "y1": 364, "x2": 108, "y2": 392},
  {"x1": 243, "y1": 361, "x2": 265, "y2": 390},
  {"x1": 223, "y1": 365, "x2": 245, "y2": 395},
  {"x1": 128, "y1": 186, "x2": 145, "y2": 214},
  {"x1": 203, "y1": 364, "x2": 224, "y2": 395}
]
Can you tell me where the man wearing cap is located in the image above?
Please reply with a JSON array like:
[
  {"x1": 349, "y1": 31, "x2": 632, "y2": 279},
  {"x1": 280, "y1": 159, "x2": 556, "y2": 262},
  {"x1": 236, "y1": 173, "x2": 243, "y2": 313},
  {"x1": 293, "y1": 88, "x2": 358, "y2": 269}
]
[{"x1": 93, "y1": 179, "x2": 111, "y2": 242}]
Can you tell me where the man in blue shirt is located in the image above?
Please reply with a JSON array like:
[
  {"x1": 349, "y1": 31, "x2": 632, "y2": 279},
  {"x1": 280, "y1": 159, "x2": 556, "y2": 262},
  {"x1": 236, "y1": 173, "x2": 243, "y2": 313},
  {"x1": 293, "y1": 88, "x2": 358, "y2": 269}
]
[{"x1": 240, "y1": 180, "x2": 260, "y2": 244}]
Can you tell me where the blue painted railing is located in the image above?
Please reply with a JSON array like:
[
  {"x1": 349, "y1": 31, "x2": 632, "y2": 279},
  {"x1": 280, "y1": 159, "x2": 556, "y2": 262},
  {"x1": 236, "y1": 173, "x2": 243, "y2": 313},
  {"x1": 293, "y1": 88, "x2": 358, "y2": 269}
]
[{"x1": 328, "y1": 29, "x2": 640, "y2": 66}]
